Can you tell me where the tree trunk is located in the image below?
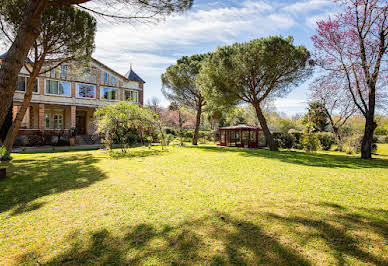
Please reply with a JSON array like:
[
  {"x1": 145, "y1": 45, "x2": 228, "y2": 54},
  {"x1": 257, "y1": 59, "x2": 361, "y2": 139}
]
[
  {"x1": 254, "y1": 104, "x2": 278, "y2": 151},
  {"x1": 361, "y1": 113, "x2": 376, "y2": 159},
  {"x1": 192, "y1": 103, "x2": 202, "y2": 145},
  {"x1": 0, "y1": 103, "x2": 13, "y2": 144},
  {"x1": 0, "y1": 0, "x2": 47, "y2": 130}
]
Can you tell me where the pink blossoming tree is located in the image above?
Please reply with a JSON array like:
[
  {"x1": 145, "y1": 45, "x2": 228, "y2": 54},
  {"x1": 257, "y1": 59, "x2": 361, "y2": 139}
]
[{"x1": 311, "y1": 0, "x2": 387, "y2": 159}]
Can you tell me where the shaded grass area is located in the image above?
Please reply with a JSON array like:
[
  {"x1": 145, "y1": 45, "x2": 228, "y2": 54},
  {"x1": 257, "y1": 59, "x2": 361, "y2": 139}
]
[
  {"x1": 0, "y1": 145, "x2": 387, "y2": 265},
  {"x1": 187, "y1": 145, "x2": 388, "y2": 169}
]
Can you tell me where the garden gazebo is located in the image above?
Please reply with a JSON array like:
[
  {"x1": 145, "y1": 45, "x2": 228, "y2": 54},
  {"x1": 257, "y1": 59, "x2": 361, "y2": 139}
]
[{"x1": 219, "y1": 124, "x2": 265, "y2": 148}]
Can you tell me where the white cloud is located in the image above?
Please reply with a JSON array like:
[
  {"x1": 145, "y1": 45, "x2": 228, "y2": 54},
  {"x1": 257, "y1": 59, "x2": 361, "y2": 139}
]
[
  {"x1": 282, "y1": 0, "x2": 332, "y2": 14},
  {"x1": 90, "y1": 1, "x2": 314, "y2": 112},
  {"x1": 274, "y1": 98, "x2": 307, "y2": 109},
  {"x1": 305, "y1": 11, "x2": 337, "y2": 28},
  {"x1": 94, "y1": 0, "x2": 294, "y2": 57}
]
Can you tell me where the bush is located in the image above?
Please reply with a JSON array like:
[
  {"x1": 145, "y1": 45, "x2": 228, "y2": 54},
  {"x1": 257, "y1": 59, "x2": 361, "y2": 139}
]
[
  {"x1": 375, "y1": 126, "x2": 388, "y2": 135},
  {"x1": 317, "y1": 132, "x2": 335, "y2": 151},
  {"x1": 27, "y1": 131, "x2": 54, "y2": 146},
  {"x1": 124, "y1": 133, "x2": 140, "y2": 146},
  {"x1": 300, "y1": 133, "x2": 321, "y2": 153},
  {"x1": 166, "y1": 133, "x2": 175, "y2": 146},
  {"x1": 343, "y1": 134, "x2": 362, "y2": 154},
  {"x1": 0, "y1": 146, "x2": 11, "y2": 161},
  {"x1": 343, "y1": 134, "x2": 378, "y2": 154},
  {"x1": 384, "y1": 136, "x2": 388, "y2": 144},
  {"x1": 273, "y1": 132, "x2": 296, "y2": 149}
]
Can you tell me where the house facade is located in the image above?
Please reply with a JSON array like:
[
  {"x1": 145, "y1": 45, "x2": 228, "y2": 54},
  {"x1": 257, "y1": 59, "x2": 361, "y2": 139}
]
[{"x1": 0, "y1": 55, "x2": 145, "y2": 144}]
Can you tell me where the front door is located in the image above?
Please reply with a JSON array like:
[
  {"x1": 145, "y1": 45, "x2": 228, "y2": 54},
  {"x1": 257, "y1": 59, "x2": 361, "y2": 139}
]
[{"x1": 76, "y1": 111, "x2": 87, "y2": 135}]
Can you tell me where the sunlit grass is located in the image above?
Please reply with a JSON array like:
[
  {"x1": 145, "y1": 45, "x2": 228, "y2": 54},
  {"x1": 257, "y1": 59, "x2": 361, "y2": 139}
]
[{"x1": 0, "y1": 144, "x2": 387, "y2": 265}]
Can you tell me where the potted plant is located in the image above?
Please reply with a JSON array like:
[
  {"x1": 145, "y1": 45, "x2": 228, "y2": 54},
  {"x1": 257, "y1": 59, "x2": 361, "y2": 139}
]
[
  {"x1": 69, "y1": 128, "x2": 77, "y2": 146},
  {"x1": 0, "y1": 146, "x2": 11, "y2": 178}
]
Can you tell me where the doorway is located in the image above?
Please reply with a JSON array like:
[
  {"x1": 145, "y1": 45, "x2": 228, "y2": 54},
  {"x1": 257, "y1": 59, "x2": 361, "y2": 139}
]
[{"x1": 76, "y1": 111, "x2": 87, "y2": 135}]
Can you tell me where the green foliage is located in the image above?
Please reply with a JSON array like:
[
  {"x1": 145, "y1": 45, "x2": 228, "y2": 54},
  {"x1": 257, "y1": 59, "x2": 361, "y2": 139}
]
[
  {"x1": 199, "y1": 36, "x2": 312, "y2": 109},
  {"x1": 343, "y1": 134, "x2": 362, "y2": 154},
  {"x1": 1, "y1": 2, "x2": 96, "y2": 63},
  {"x1": 375, "y1": 126, "x2": 388, "y2": 135},
  {"x1": 303, "y1": 102, "x2": 329, "y2": 132},
  {"x1": 162, "y1": 54, "x2": 208, "y2": 109},
  {"x1": 300, "y1": 133, "x2": 321, "y2": 153},
  {"x1": 94, "y1": 102, "x2": 155, "y2": 149},
  {"x1": 0, "y1": 146, "x2": 11, "y2": 161},
  {"x1": 343, "y1": 134, "x2": 378, "y2": 155},
  {"x1": 316, "y1": 132, "x2": 335, "y2": 151},
  {"x1": 273, "y1": 133, "x2": 296, "y2": 149}
]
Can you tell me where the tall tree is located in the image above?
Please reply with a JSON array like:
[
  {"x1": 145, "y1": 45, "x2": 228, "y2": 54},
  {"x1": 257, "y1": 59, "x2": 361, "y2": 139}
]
[
  {"x1": 303, "y1": 102, "x2": 329, "y2": 132},
  {"x1": 309, "y1": 74, "x2": 357, "y2": 148},
  {"x1": 1, "y1": 5, "x2": 96, "y2": 150},
  {"x1": 0, "y1": 0, "x2": 193, "y2": 133},
  {"x1": 312, "y1": 0, "x2": 387, "y2": 159},
  {"x1": 162, "y1": 54, "x2": 208, "y2": 145},
  {"x1": 199, "y1": 36, "x2": 312, "y2": 151}
]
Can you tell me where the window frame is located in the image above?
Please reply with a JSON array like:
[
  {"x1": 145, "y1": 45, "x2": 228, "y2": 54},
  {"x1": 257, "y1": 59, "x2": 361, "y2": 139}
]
[
  {"x1": 124, "y1": 89, "x2": 139, "y2": 103},
  {"x1": 45, "y1": 114, "x2": 50, "y2": 129},
  {"x1": 101, "y1": 87, "x2": 119, "y2": 101},
  {"x1": 44, "y1": 79, "x2": 71, "y2": 97},
  {"x1": 104, "y1": 72, "x2": 109, "y2": 85},
  {"x1": 53, "y1": 114, "x2": 64, "y2": 129},
  {"x1": 61, "y1": 65, "x2": 67, "y2": 79},
  {"x1": 16, "y1": 75, "x2": 39, "y2": 94},
  {"x1": 76, "y1": 83, "x2": 96, "y2": 99},
  {"x1": 111, "y1": 76, "x2": 117, "y2": 86}
]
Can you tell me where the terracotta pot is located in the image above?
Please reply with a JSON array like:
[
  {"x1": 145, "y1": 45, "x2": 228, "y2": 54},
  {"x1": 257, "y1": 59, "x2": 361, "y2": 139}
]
[{"x1": 69, "y1": 137, "x2": 76, "y2": 146}]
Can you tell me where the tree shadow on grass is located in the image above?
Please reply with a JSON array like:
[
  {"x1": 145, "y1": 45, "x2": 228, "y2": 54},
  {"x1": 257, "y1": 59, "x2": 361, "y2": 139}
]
[
  {"x1": 42, "y1": 213, "x2": 310, "y2": 265},
  {"x1": 186, "y1": 146, "x2": 388, "y2": 169},
  {"x1": 15, "y1": 201, "x2": 387, "y2": 265},
  {"x1": 266, "y1": 203, "x2": 388, "y2": 265},
  {"x1": 0, "y1": 153, "x2": 106, "y2": 215}
]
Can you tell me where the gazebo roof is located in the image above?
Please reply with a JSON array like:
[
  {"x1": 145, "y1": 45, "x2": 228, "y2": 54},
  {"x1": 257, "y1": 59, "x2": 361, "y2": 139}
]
[{"x1": 219, "y1": 124, "x2": 261, "y2": 130}]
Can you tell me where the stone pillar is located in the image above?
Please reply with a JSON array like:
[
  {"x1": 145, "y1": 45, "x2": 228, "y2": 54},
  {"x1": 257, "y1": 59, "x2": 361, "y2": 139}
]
[
  {"x1": 139, "y1": 83, "x2": 144, "y2": 106},
  {"x1": 38, "y1": 104, "x2": 45, "y2": 131},
  {"x1": 71, "y1": 82, "x2": 76, "y2": 98},
  {"x1": 39, "y1": 78, "x2": 45, "y2": 95},
  {"x1": 71, "y1": 105, "x2": 76, "y2": 129},
  {"x1": 29, "y1": 106, "x2": 34, "y2": 129}
]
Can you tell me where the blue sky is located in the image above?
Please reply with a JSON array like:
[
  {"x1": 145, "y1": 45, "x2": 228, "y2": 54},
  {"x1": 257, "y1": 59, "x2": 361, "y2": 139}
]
[{"x1": 91, "y1": 1, "x2": 336, "y2": 115}]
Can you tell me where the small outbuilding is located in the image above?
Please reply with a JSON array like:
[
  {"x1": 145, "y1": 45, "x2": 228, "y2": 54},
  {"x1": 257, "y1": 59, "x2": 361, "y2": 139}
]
[{"x1": 218, "y1": 124, "x2": 265, "y2": 148}]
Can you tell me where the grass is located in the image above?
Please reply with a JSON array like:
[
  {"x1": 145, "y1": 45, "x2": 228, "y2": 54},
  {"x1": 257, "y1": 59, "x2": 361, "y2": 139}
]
[{"x1": 0, "y1": 144, "x2": 387, "y2": 265}]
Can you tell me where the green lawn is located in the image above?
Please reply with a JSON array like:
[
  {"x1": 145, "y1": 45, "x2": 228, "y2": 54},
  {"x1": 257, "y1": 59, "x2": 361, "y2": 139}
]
[{"x1": 0, "y1": 145, "x2": 387, "y2": 265}]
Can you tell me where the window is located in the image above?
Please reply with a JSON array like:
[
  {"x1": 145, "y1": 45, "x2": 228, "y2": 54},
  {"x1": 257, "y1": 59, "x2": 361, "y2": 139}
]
[
  {"x1": 61, "y1": 65, "x2": 67, "y2": 78},
  {"x1": 45, "y1": 114, "x2": 50, "y2": 129},
  {"x1": 53, "y1": 114, "x2": 63, "y2": 129},
  {"x1": 124, "y1": 90, "x2": 139, "y2": 103},
  {"x1": 77, "y1": 83, "x2": 96, "y2": 98},
  {"x1": 16, "y1": 76, "x2": 38, "y2": 93},
  {"x1": 104, "y1": 72, "x2": 109, "y2": 84},
  {"x1": 111, "y1": 76, "x2": 116, "y2": 86},
  {"x1": 101, "y1": 87, "x2": 119, "y2": 100},
  {"x1": 45, "y1": 80, "x2": 71, "y2": 96}
]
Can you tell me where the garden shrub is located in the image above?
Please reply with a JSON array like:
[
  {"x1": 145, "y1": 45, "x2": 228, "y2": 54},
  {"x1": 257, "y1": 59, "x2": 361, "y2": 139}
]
[
  {"x1": 273, "y1": 132, "x2": 296, "y2": 149},
  {"x1": 384, "y1": 136, "x2": 388, "y2": 144},
  {"x1": 166, "y1": 133, "x2": 175, "y2": 145},
  {"x1": 300, "y1": 133, "x2": 321, "y2": 153},
  {"x1": 0, "y1": 146, "x2": 11, "y2": 161},
  {"x1": 343, "y1": 134, "x2": 378, "y2": 154},
  {"x1": 27, "y1": 131, "x2": 54, "y2": 146},
  {"x1": 317, "y1": 132, "x2": 335, "y2": 151},
  {"x1": 375, "y1": 126, "x2": 388, "y2": 135},
  {"x1": 343, "y1": 134, "x2": 362, "y2": 154}
]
